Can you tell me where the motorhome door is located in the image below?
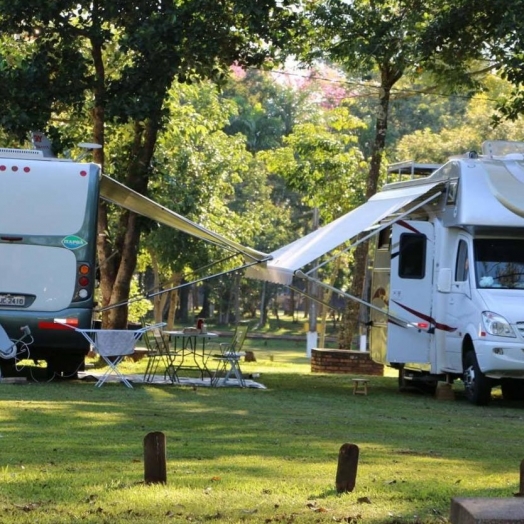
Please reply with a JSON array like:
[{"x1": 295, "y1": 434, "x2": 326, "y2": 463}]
[{"x1": 387, "y1": 220, "x2": 434, "y2": 364}]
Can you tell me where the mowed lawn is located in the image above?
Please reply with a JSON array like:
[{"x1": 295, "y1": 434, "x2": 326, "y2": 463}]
[{"x1": 0, "y1": 339, "x2": 522, "y2": 523}]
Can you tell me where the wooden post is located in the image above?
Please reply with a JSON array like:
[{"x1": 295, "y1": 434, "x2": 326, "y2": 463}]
[
  {"x1": 144, "y1": 431, "x2": 167, "y2": 485},
  {"x1": 335, "y1": 443, "x2": 359, "y2": 493}
]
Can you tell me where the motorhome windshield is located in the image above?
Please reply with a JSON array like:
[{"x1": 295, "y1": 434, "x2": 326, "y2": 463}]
[{"x1": 474, "y1": 239, "x2": 524, "y2": 289}]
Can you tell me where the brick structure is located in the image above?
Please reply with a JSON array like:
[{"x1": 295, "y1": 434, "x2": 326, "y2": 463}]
[{"x1": 311, "y1": 349, "x2": 384, "y2": 376}]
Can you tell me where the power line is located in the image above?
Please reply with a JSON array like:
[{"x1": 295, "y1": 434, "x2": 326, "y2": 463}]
[{"x1": 261, "y1": 67, "x2": 495, "y2": 102}]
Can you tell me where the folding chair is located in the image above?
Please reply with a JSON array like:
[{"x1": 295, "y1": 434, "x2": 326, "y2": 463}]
[
  {"x1": 143, "y1": 323, "x2": 179, "y2": 384},
  {"x1": 73, "y1": 326, "x2": 152, "y2": 388},
  {"x1": 0, "y1": 324, "x2": 33, "y2": 380},
  {"x1": 142, "y1": 321, "x2": 171, "y2": 383},
  {"x1": 211, "y1": 324, "x2": 249, "y2": 387}
]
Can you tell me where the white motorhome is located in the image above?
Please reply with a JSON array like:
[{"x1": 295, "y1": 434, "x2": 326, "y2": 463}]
[
  {"x1": 369, "y1": 140, "x2": 524, "y2": 404},
  {"x1": 246, "y1": 140, "x2": 524, "y2": 405}
]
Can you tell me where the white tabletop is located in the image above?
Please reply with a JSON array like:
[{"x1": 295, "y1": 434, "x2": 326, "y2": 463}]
[{"x1": 164, "y1": 330, "x2": 218, "y2": 338}]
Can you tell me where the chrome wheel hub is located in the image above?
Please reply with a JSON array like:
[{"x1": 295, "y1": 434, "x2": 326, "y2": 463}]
[{"x1": 464, "y1": 365, "x2": 475, "y2": 390}]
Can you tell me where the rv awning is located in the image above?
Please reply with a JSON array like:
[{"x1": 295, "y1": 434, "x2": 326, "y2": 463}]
[
  {"x1": 245, "y1": 182, "x2": 444, "y2": 284},
  {"x1": 100, "y1": 175, "x2": 269, "y2": 262}
]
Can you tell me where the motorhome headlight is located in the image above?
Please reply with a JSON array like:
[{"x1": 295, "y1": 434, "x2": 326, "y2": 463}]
[{"x1": 481, "y1": 311, "x2": 516, "y2": 338}]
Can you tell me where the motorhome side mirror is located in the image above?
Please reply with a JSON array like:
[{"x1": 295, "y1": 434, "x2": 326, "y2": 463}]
[{"x1": 437, "y1": 268, "x2": 452, "y2": 293}]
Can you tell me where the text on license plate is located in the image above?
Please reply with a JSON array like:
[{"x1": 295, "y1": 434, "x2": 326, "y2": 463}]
[{"x1": 0, "y1": 295, "x2": 25, "y2": 306}]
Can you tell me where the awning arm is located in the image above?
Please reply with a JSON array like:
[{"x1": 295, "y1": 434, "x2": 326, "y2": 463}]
[
  {"x1": 147, "y1": 257, "x2": 271, "y2": 299},
  {"x1": 294, "y1": 271, "x2": 430, "y2": 332},
  {"x1": 96, "y1": 257, "x2": 271, "y2": 313},
  {"x1": 303, "y1": 189, "x2": 444, "y2": 278},
  {"x1": 288, "y1": 285, "x2": 343, "y2": 313}
]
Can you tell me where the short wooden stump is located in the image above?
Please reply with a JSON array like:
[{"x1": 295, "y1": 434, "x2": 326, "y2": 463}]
[{"x1": 352, "y1": 378, "x2": 369, "y2": 396}]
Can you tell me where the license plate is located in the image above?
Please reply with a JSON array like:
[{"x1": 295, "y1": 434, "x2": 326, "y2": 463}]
[{"x1": 0, "y1": 294, "x2": 25, "y2": 306}]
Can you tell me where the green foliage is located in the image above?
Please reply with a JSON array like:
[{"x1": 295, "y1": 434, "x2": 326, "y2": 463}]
[
  {"x1": 417, "y1": 0, "x2": 524, "y2": 122},
  {"x1": 146, "y1": 82, "x2": 246, "y2": 270},
  {"x1": 127, "y1": 277, "x2": 153, "y2": 324},
  {"x1": 223, "y1": 68, "x2": 320, "y2": 152},
  {"x1": 0, "y1": 0, "x2": 303, "y2": 327},
  {"x1": 259, "y1": 104, "x2": 368, "y2": 223},
  {"x1": 394, "y1": 76, "x2": 524, "y2": 163}
]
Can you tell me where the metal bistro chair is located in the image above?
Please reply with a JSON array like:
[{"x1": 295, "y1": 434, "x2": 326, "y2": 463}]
[
  {"x1": 142, "y1": 321, "x2": 177, "y2": 383},
  {"x1": 211, "y1": 324, "x2": 249, "y2": 387},
  {"x1": 150, "y1": 325, "x2": 179, "y2": 384}
]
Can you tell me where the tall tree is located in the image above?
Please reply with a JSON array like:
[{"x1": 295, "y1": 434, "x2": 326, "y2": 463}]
[
  {"x1": 395, "y1": 76, "x2": 524, "y2": 163},
  {"x1": 300, "y1": 0, "x2": 464, "y2": 348},
  {"x1": 418, "y1": 0, "x2": 524, "y2": 124},
  {"x1": 0, "y1": 0, "x2": 299, "y2": 328}
]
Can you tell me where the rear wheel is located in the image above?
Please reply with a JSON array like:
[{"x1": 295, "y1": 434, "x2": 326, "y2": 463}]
[
  {"x1": 46, "y1": 353, "x2": 85, "y2": 380},
  {"x1": 463, "y1": 351, "x2": 492, "y2": 405},
  {"x1": 398, "y1": 365, "x2": 437, "y2": 394},
  {"x1": 501, "y1": 379, "x2": 524, "y2": 401},
  {"x1": 398, "y1": 365, "x2": 409, "y2": 392}
]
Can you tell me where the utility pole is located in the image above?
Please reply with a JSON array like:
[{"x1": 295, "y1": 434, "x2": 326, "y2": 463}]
[{"x1": 306, "y1": 208, "x2": 319, "y2": 358}]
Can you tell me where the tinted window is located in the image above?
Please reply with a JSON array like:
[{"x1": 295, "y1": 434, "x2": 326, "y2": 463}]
[
  {"x1": 474, "y1": 239, "x2": 524, "y2": 289},
  {"x1": 399, "y1": 234, "x2": 426, "y2": 279},
  {"x1": 455, "y1": 240, "x2": 469, "y2": 282}
]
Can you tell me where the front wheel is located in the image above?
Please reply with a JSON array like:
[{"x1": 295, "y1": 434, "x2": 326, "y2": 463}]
[{"x1": 463, "y1": 351, "x2": 492, "y2": 405}]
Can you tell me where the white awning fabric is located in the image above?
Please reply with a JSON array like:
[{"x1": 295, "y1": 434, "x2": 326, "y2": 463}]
[
  {"x1": 100, "y1": 175, "x2": 269, "y2": 262},
  {"x1": 245, "y1": 182, "x2": 443, "y2": 284}
]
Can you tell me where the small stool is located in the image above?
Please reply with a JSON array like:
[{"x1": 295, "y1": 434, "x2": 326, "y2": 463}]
[{"x1": 352, "y1": 378, "x2": 369, "y2": 396}]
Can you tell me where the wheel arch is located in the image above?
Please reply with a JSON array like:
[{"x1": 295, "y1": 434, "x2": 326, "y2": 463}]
[{"x1": 461, "y1": 334, "x2": 475, "y2": 370}]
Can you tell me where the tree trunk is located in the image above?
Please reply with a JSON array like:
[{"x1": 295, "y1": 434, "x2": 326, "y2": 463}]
[
  {"x1": 199, "y1": 282, "x2": 211, "y2": 318},
  {"x1": 339, "y1": 66, "x2": 401, "y2": 349},
  {"x1": 89, "y1": 29, "x2": 167, "y2": 329},
  {"x1": 167, "y1": 288, "x2": 178, "y2": 330},
  {"x1": 233, "y1": 273, "x2": 241, "y2": 324},
  {"x1": 176, "y1": 283, "x2": 187, "y2": 323},
  {"x1": 96, "y1": 118, "x2": 161, "y2": 329},
  {"x1": 258, "y1": 281, "x2": 267, "y2": 328}
]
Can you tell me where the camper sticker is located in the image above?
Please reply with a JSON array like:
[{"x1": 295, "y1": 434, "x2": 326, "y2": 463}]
[{"x1": 61, "y1": 235, "x2": 87, "y2": 250}]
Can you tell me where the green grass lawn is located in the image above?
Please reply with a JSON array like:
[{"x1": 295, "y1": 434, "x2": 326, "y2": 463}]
[{"x1": 0, "y1": 339, "x2": 523, "y2": 523}]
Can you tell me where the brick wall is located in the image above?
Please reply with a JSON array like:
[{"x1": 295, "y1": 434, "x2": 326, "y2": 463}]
[{"x1": 311, "y1": 349, "x2": 384, "y2": 376}]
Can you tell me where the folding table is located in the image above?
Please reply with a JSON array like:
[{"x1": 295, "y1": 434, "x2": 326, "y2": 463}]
[
  {"x1": 59, "y1": 324, "x2": 154, "y2": 387},
  {"x1": 163, "y1": 330, "x2": 218, "y2": 379}
]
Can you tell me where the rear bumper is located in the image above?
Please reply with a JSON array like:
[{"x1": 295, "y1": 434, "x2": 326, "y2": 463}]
[{"x1": 0, "y1": 308, "x2": 93, "y2": 354}]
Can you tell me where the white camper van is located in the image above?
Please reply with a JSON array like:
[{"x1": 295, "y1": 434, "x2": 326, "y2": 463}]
[
  {"x1": 368, "y1": 140, "x2": 524, "y2": 404},
  {"x1": 0, "y1": 142, "x2": 101, "y2": 376},
  {"x1": 0, "y1": 135, "x2": 267, "y2": 379},
  {"x1": 246, "y1": 140, "x2": 524, "y2": 405}
]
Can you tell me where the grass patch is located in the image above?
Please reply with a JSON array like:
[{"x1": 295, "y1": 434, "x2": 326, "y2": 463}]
[{"x1": 0, "y1": 341, "x2": 522, "y2": 523}]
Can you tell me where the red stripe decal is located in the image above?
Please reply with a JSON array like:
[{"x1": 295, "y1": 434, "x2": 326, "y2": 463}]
[
  {"x1": 391, "y1": 300, "x2": 457, "y2": 332},
  {"x1": 396, "y1": 220, "x2": 423, "y2": 234}
]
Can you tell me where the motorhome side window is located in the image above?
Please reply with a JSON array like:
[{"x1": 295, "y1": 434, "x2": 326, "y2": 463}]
[
  {"x1": 398, "y1": 234, "x2": 426, "y2": 279},
  {"x1": 455, "y1": 240, "x2": 469, "y2": 282}
]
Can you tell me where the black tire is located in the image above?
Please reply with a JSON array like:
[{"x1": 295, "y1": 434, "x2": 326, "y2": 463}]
[
  {"x1": 501, "y1": 379, "x2": 524, "y2": 401},
  {"x1": 46, "y1": 353, "x2": 85, "y2": 380},
  {"x1": 0, "y1": 360, "x2": 17, "y2": 378},
  {"x1": 463, "y1": 351, "x2": 492, "y2": 405}
]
